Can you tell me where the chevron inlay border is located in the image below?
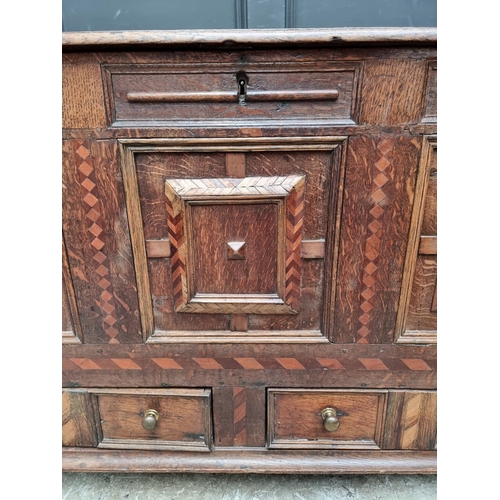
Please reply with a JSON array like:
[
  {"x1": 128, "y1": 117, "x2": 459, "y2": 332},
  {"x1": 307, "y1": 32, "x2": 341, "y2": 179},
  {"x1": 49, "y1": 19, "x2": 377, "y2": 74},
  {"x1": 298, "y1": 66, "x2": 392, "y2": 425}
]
[
  {"x1": 73, "y1": 140, "x2": 120, "y2": 345},
  {"x1": 165, "y1": 175, "x2": 305, "y2": 315}
]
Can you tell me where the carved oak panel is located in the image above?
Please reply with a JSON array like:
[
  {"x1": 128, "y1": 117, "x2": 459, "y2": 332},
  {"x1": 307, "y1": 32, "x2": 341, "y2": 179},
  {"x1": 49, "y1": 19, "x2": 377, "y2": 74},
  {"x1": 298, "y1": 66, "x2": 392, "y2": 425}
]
[
  {"x1": 119, "y1": 137, "x2": 346, "y2": 343},
  {"x1": 396, "y1": 136, "x2": 437, "y2": 343}
]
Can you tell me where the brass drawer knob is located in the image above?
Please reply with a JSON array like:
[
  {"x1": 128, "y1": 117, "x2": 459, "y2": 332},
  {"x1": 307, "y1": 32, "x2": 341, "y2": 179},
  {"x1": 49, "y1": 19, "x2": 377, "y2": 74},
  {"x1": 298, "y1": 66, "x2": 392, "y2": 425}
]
[
  {"x1": 142, "y1": 409, "x2": 160, "y2": 430},
  {"x1": 321, "y1": 407, "x2": 340, "y2": 432}
]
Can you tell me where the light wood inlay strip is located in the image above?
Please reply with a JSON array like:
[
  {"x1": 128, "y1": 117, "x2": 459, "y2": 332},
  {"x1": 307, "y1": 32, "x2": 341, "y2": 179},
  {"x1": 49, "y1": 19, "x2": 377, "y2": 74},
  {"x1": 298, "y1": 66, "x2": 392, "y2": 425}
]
[
  {"x1": 418, "y1": 236, "x2": 436, "y2": 255},
  {"x1": 146, "y1": 239, "x2": 171, "y2": 258},
  {"x1": 300, "y1": 239, "x2": 325, "y2": 259},
  {"x1": 226, "y1": 153, "x2": 246, "y2": 178}
]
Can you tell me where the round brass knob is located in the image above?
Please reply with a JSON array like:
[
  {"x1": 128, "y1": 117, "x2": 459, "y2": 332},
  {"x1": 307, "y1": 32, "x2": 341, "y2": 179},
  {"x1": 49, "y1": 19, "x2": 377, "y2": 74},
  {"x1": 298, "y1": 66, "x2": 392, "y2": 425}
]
[
  {"x1": 142, "y1": 409, "x2": 160, "y2": 430},
  {"x1": 321, "y1": 407, "x2": 340, "y2": 432}
]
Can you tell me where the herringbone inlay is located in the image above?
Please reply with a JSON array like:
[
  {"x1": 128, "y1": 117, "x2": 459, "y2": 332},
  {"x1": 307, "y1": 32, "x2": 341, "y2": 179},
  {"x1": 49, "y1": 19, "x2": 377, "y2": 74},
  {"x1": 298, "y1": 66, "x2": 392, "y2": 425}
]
[
  {"x1": 357, "y1": 139, "x2": 393, "y2": 344},
  {"x1": 73, "y1": 140, "x2": 120, "y2": 344},
  {"x1": 165, "y1": 175, "x2": 305, "y2": 314}
]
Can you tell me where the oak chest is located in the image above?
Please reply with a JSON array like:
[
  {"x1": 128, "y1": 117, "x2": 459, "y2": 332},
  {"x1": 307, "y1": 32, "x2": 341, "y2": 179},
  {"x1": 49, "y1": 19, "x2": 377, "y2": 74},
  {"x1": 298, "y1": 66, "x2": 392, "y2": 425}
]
[{"x1": 62, "y1": 28, "x2": 437, "y2": 473}]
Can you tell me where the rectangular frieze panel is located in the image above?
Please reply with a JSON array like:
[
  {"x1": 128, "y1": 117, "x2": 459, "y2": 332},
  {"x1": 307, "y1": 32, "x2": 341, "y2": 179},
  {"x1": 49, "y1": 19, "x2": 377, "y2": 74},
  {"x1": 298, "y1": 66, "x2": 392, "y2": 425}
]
[{"x1": 103, "y1": 62, "x2": 360, "y2": 127}]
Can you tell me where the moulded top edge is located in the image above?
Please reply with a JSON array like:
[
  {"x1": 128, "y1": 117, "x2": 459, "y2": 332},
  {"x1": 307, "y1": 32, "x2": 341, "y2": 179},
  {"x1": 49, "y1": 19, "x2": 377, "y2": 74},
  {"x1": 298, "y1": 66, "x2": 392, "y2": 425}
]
[{"x1": 62, "y1": 27, "x2": 437, "y2": 51}]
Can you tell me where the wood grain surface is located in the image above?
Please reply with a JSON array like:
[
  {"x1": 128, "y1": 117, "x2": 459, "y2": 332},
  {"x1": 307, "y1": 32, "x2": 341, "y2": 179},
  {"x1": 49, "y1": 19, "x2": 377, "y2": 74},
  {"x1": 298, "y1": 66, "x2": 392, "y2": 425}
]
[
  {"x1": 62, "y1": 37, "x2": 438, "y2": 472},
  {"x1": 105, "y1": 62, "x2": 357, "y2": 126},
  {"x1": 62, "y1": 28, "x2": 437, "y2": 50},
  {"x1": 62, "y1": 390, "x2": 97, "y2": 447},
  {"x1": 395, "y1": 136, "x2": 437, "y2": 342},
  {"x1": 62, "y1": 237, "x2": 83, "y2": 344},
  {"x1": 268, "y1": 389, "x2": 386, "y2": 449},
  {"x1": 62, "y1": 140, "x2": 141, "y2": 344},
  {"x1": 383, "y1": 391, "x2": 437, "y2": 450},
  {"x1": 95, "y1": 388, "x2": 212, "y2": 451},
  {"x1": 333, "y1": 136, "x2": 421, "y2": 343},
  {"x1": 213, "y1": 387, "x2": 266, "y2": 447},
  {"x1": 63, "y1": 448, "x2": 437, "y2": 474},
  {"x1": 62, "y1": 63, "x2": 107, "y2": 129},
  {"x1": 360, "y1": 59, "x2": 427, "y2": 125}
]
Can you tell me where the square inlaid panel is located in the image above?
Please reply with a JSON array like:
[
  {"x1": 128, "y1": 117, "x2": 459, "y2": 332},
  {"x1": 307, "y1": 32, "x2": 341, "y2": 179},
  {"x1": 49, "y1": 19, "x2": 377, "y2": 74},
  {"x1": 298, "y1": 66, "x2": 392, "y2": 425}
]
[
  {"x1": 165, "y1": 175, "x2": 303, "y2": 314},
  {"x1": 119, "y1": 137, "x2": 346, "y2": 342}
]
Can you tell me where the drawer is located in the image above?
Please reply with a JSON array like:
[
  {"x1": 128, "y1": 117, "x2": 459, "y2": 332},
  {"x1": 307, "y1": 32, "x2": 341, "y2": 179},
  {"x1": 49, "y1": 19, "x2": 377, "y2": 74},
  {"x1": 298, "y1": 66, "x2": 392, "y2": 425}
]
[
  {"x1": 103, "y1": 62, "x2": 360, "y2": 126},
  {"x1": 93, "y1": 389, "x2": 212, "y2": 452},
  {"x1": 268, "y1": 389, "x2": 387, "y2": 450}
]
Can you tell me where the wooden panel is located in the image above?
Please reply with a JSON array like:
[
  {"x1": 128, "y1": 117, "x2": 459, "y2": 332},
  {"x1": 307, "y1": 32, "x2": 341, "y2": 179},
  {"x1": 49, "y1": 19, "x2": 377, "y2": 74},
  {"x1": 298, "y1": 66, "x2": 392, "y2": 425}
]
[
  {"x1": 395, "y1": 137, "x2": 437, "y2": 342},
  {"x1": 103, "y1": 62, "x2": 359, "y2": 126},
  {"x1": 137, "y1": 152, "x2": 227, "y2": 241},
  {"x1": 62, "y1": 237, "x2": 82, "y2": 344},
  {"x1": 226, "y1": 153, "x2": 246, "y2": 178},
  {"x1": 383, "y1": 391, "x2": 437, "y2": 450},
  {"x1": 63, "y1": 342, "x2": 437, "y2": 389},
  {"x1": 213, "y1": 387, "x2": 265, "y2": 447},
  {"x1": 63, "y1": 448, "x2": 437, "y2": 474},
  {"x1": 230, "y1": 314, "x2": 248, "y2": 332},
  {"x1": 62, "y1": 390, "x2": 97, "y2": 447},
  {"x1": 121, "y1": 138, "x2": 343, "y2": 342},
  {"x1": 191, "y1": 203, "x2": 278, "y2": 294},
  {"x1": 62, "y1": 139, "x2": 142, "y2": 344},
  {"x1": 405, "y1": 256, "x2": 437, "y2": 332},
  {"x1": 268, "y1": 389, "x2": 387, "y2": 449},
  {"x1": 421, "y1": 144, "x2": 437, "y2": 235},
  {"x1": 360, "y1": 59, "x2": 427, "y2": 125},
  {"x1": 63, "y1": 27, "x2": 437, "y2": 50},
  {"x1": 94, "y1": 389, "x2": 212, "y2": 451},
  {"x1": 422, "y1": 61, "x2": 437, "y2": 123},
  {"x1": 334, "y1": 136, "x2": 421, "y2": 343},
  {"x1": 62, "y1": 275, "x2": 73, "y2": 332},
  {"x1": 165, "y1": 175, "x2": 303, "y2": 314},
  {"x1": 62, "y1": 63, "x2": 107, "y2": 129}
]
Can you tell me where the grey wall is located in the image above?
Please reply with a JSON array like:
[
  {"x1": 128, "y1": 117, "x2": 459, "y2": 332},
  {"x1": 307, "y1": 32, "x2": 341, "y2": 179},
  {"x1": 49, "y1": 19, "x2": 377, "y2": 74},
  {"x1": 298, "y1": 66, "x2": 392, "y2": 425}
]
[{"x1": 62, "y1": 0, "x2": 436, "y2": 31}]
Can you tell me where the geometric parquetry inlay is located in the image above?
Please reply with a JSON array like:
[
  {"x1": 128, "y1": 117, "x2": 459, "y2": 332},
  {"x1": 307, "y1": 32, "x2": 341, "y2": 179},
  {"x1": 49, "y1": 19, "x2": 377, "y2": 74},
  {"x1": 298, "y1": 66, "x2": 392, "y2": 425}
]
[
  {"x1": 165, "y1": 175, "x2": 305, "y2": 314},
  {"x1": 357, "y1": 139, "x2": 393, "y2": 344},
  {"x1": 73, "y1": 140, "x2": 120, "y2": 344},
  {"x1": 233, "y1": 387, "x2": 247, "y2": 445},
  {"x1": 64, "y1": 356, "x2": 436, "y2": 372}
]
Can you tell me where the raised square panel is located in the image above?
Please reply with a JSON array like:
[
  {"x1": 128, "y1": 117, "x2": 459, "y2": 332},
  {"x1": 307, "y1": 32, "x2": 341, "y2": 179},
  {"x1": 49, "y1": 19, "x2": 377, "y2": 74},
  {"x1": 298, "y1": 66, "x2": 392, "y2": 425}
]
[{"x1": 165, "y1": 175, "x2": 304, "y2": 314}]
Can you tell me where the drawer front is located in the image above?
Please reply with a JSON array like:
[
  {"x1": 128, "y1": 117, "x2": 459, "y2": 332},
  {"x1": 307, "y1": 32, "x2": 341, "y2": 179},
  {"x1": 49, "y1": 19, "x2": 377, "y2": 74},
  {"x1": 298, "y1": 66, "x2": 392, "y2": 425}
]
[
  {"x1": 103, "y1": 62, "x2": 360, "y2": 126},
  {"x1": 94, "y1": 389, "x2": 212, "y2": 451},
  {"x1": 268, "y1": 389, "x2": 387, "y2": 449}
]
